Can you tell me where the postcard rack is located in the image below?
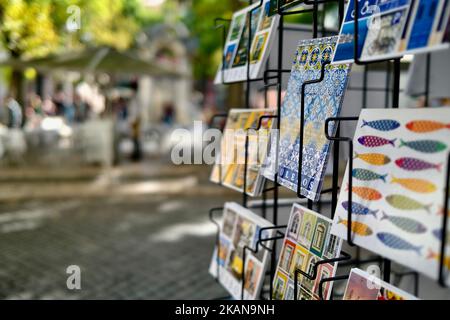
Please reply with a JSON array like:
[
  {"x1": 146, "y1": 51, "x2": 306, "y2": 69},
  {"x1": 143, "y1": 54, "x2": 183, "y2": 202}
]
[{"x1": 208, "y1": 0, "x2": 449, "y2": 300}]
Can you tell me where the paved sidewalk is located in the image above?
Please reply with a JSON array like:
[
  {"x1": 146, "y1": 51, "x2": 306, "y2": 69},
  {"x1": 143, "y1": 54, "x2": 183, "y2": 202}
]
[{"x1": 0, "y1": 163, "x2": 237, "y2": 299}]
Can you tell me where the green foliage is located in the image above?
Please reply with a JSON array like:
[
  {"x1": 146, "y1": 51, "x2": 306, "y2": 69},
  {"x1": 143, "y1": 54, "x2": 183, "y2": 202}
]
[
  {"x1": 0, "y1": 0, "x2": 59, "y2": 58},
  {"x1": 182, "y1": 0, "x2": 242, "y2": 80},
  {"x1": 0, "y1": 0, "x2": 158, "y2": 59}
]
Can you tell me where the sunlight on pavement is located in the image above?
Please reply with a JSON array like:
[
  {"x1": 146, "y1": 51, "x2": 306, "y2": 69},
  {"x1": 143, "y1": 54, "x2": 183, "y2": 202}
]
[
  {"x1": 157, "y1": 201, "x2": 186, "y2": 213},
  {"x1": 117, "y1": 176, "x2": 198, "y2": 195},
  {"x1": 150, "y1": 219, "x2": 217, "y2": 243}
]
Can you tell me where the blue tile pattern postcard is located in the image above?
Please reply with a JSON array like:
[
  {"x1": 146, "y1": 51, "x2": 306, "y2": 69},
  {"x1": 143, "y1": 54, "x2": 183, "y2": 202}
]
[
  {"x1": 331, "y1": 108, "x2": 450, "y2": 287},
  {"x1": 277, "y1": 36, "x2": 351, "y2": 201}
]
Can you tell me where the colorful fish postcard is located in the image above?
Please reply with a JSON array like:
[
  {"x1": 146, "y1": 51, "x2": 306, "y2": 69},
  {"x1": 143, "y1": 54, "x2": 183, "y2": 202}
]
[
  {"x1": 209, "y1": 202, "x2": 274, "y2": 300},
  {"x1": 343, "y1": 268, "x2": 418, "y2": 300},
  {"x1": 210, "y1": 109, "x2": 276, "y2": 197},
  {"x1": 332, "y1": 0, "x2": 450, "y2": 64},
  {"x1": 273, "y1": 204, "x2": 343, "y2": 300},
  {"x1": 214, "y1": 0, "x2": 279, "y2": 84},
  {"x1": 274, "y1": 36, "x2": 351, "y2": 201},
  {"x1": 331, "y1": 107, "x2": 450, "y2": 286}
]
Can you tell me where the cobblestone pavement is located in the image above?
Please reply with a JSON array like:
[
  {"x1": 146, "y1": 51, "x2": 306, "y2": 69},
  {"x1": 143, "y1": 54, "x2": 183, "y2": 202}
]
[{"x1": 0, "y1": 163, "x2": 239, "y2": 299}]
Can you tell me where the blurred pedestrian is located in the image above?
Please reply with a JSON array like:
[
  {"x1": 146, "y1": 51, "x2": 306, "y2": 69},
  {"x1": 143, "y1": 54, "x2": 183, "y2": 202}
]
[
  {"x1": 74, "y1": 93, "x2": 88, "y2": 123},
  {"x1": 5, "y1": 95, "x2": 23, "y2": 128},
  {"x1": 161, "y1": 102, "x2": 175, "y2": 126},
  {"x1": 131, "y1": 117, "x2": 142, "y2": 161},
  {"x1": 53, "y1": 88, "x2": 66, "y2": 116},
  {"x1": 42, "y1": 95, "x2": 56, "y2": 116}
]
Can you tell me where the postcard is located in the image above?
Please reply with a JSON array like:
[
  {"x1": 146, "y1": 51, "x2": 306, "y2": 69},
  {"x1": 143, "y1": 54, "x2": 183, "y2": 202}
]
[
  {"x1": 343, "y1": 268, "x2": 418, "y2": 300},
  {"x1": 333, "y1": 0, "x2": 450, "y2": 63},
  {"x1": 360, "y1": 5, "x2": 411, "y2": 61},
  {"x1": 275, "y1": 36, "x2": 351, "y2": 201},
  {"x1": 403, "y1": 0, "x2": 443, "y2": 51},
  {"x1": 331, "y1": 107, "x2": 450, "y2": 287},
  {"x1": 210, "y1": 109, "x2": 276, "y2": 197},
  {"x1": 400, "y1": 0, "x2": 450, "y2": 54},
  {"x1": 209, "y1": 202, "x2": 274, "y2": 300},
  {"x1": 272, "y1": 204, "x2": 343, "y2": 300},
  {"x1": 432, "y1": 0, "x2": 450, "y2": 44},
  {"x1": 215, "y1": 0, "x2": 279, "y2": 84}
]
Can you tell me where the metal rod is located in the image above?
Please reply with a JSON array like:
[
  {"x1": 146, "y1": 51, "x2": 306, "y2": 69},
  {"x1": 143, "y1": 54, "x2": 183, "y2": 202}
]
[
  {"x1": 294, "y1": 251, "x2": 352, "y2": 300},
  {"x1": 439, "y1": 151, "x2": 450, "y2": 287},
  {"x1": 319, "y1": 275, "x2": 349, "y2": 300},
  {"x1": 331, "y1": 124, "x2": 340, "y2": 218},
  {"x1": 425, "y1": 53, "x2": 431, "y2": 107},
  {"x1": 209, "y1": 207, "x2": 224, "y2": 283},
  {"x1": 325, "y1": 116, "x2": 359, "y2": 246},
  {"x1": 362, "y1": 65, "x2": 368, "y2": 109},
  {"x1": 392, "y1": 58, "x2": 401, "y2": 109},
  {"x1": 385, "y1": 60, "x2": 391, "y2": 108}
]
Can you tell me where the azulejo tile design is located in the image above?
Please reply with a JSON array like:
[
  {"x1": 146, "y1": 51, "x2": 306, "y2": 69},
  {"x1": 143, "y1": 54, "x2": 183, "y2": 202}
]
[
  {"x1": 331, "y1": 108, "x2": 450, "y2": 287},
  {"x1": 273, "y1": 204, "x2": 343, "y2": 300},
  {"x1": 275, "y1": 36, "x2": 351, "y2": 201}
]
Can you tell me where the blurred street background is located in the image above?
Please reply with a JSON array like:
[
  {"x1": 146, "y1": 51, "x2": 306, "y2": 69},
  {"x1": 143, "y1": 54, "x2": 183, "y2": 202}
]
[{"x1": 0, "y1": 0, "x2": 249, "y2": 299}]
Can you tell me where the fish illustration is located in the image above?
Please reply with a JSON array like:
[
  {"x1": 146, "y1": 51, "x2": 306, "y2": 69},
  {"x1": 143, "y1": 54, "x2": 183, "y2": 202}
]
[
  {"x1": 391, "y1": 176, "x2": 437, "y2": 194},
  {"x1": 358, "y1": 136, "x2": 396, "y2": 148},
  {"x1": 427, "y1": 249, "x2": 450, "y2": 270},
  {"x1": 395, "y1": 157, "x2": 442, "y2": 172},
  {"x1": 431, "y1": 229, "x2": 450, "y2": 245},
  {"x1": 406, "y1": 120, "x2": 450, "y2": 133},
  {"x1": 342, "y1": 201, "x2": 378, "y2": 217},
  {"x1": 380, "y1": 212, "x2": 427, "y2": 234},
  {"x1": 352, "y1": 168, "x2": 387, "y2": 182},
  {"x1": 338, "y1": 218, "x2": 373, "y2": 236},
  {"x1": 386, "y1": 194, "x2": 432, "y2": 213},
  {"x1": 354, "y1": 152, "x2": 391, "y2": 166},
  {"x1": 399, "y1": 139, "x2": 447, "y2": 154},
  {"x1": 361, "y1": 119, "x2": 401, "y2": 131},
  {"x1": 347, "y1": 185, "x2": 382, "y2": 201},
  {"x1": 376, "y1": 232, "x2": 422, "y2": 255}
]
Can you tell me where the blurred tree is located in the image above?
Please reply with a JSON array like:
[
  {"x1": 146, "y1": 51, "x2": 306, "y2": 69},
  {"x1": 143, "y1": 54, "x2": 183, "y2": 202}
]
[
  {"x1": 0, "y1": 0, "x2": 59, "y2": 105},
  {"x1": 182, "y1": 0, "x2": 241, "y2": 80},
  {"x1": 0, "y1": 0, "x2": 159, "y2": 104}
]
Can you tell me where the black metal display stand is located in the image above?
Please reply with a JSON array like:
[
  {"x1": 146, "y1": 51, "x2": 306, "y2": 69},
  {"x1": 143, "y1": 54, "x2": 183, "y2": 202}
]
[{"x1": 208, "y1": 0, "x2": 449, "y2": 300}]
